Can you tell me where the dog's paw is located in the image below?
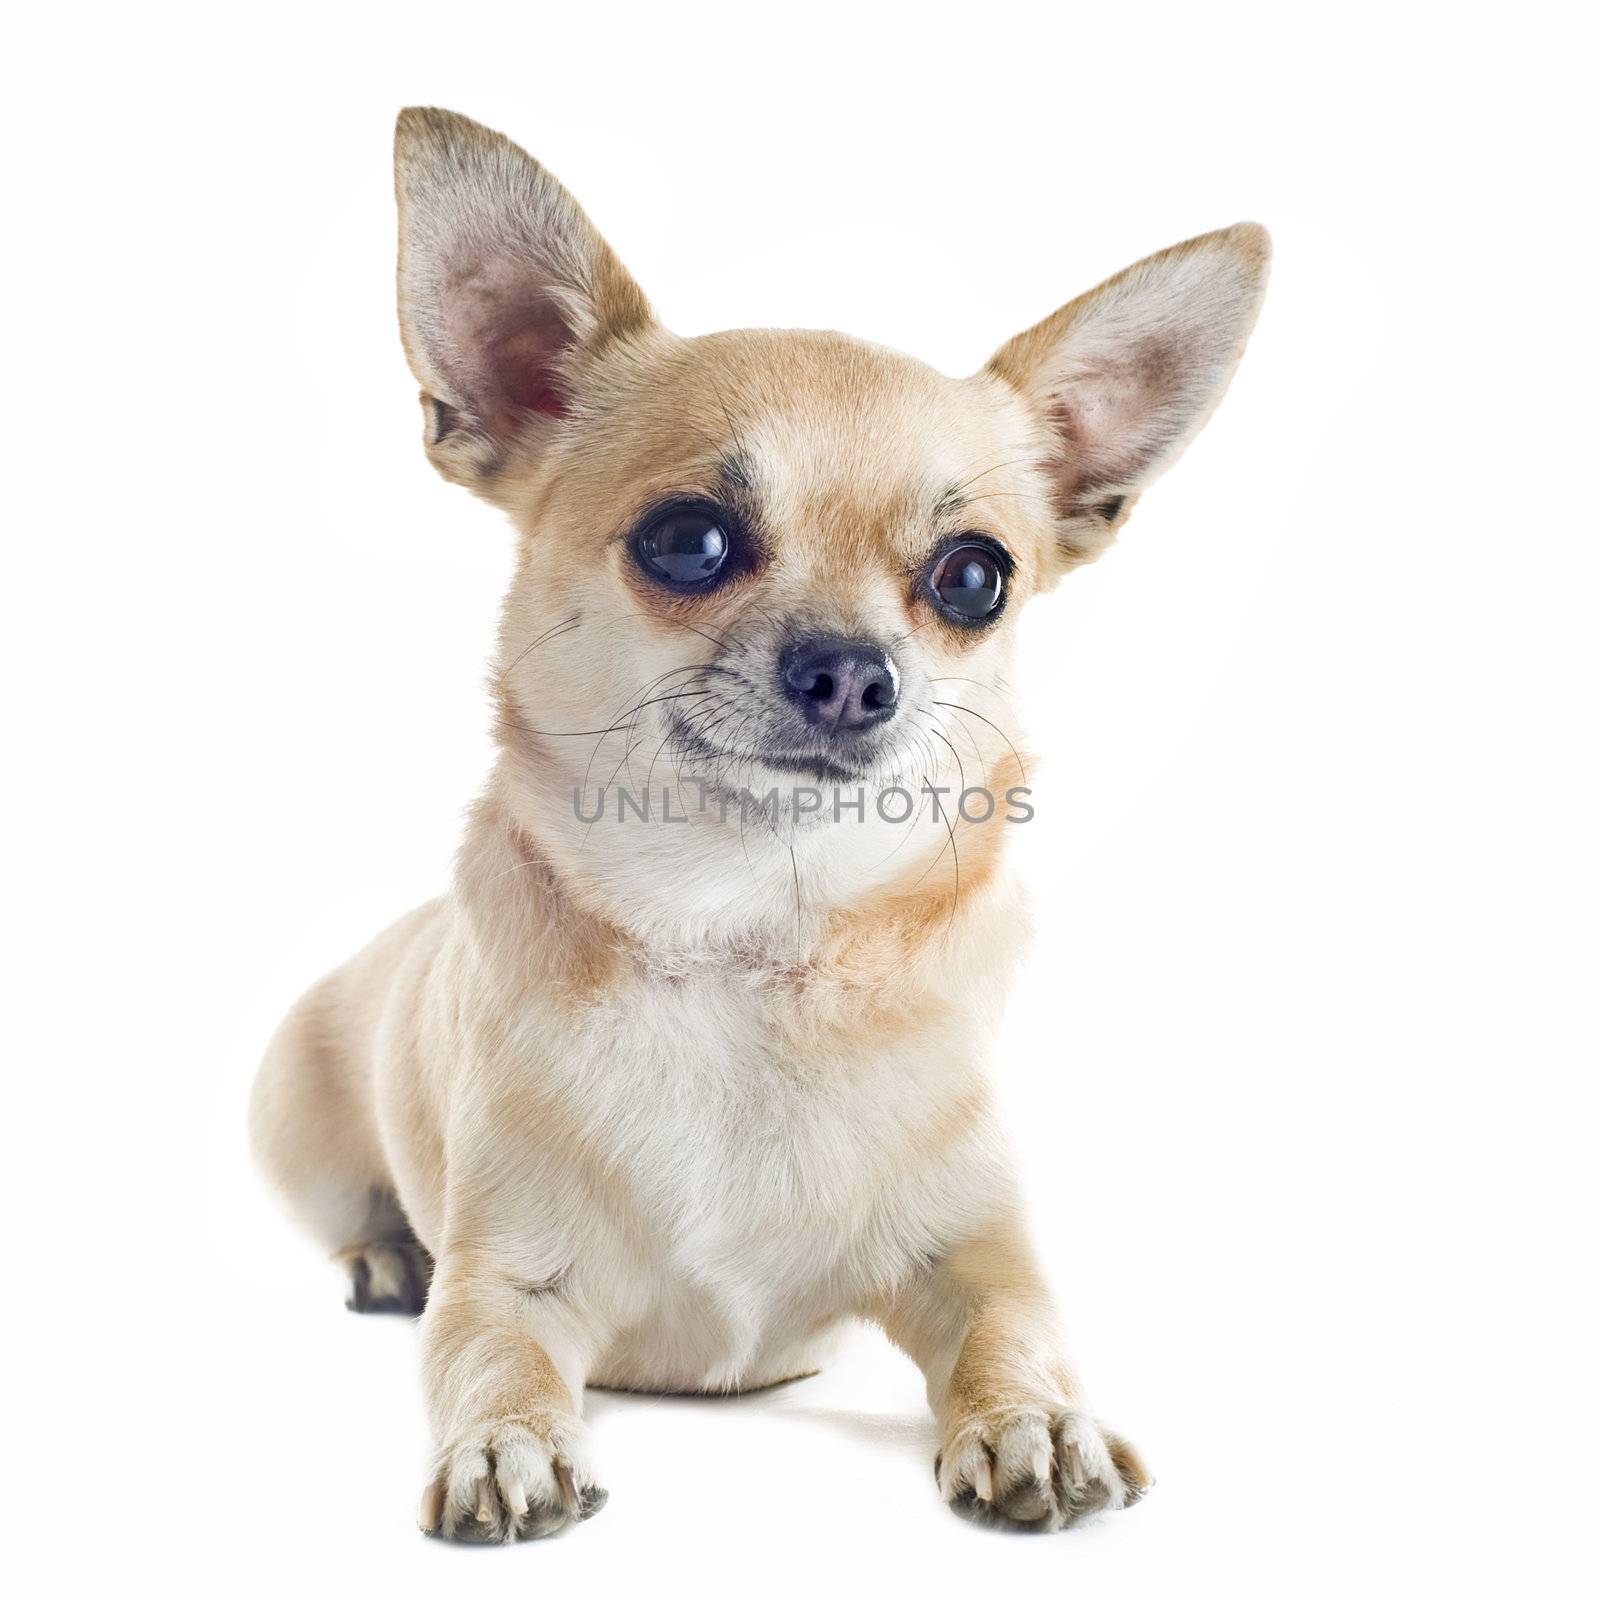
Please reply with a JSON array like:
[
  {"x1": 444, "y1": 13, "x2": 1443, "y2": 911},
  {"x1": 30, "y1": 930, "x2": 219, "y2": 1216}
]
[
  {"x1": 339, "y1": 1239, "x2": 431, "y2": 1315},
  {"x1": 936, "y1": 1406, "x2": 1149, "y2": 1532},
  {"x1": 419, "y1": 1411, "x2": 606, "y2": 1543}
]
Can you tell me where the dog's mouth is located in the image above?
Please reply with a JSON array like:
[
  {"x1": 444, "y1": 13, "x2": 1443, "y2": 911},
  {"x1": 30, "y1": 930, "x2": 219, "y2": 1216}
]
[
  {"x1": 666, "y1": 715, "x2": 874, "y2": 785},
  {"x1": 759, "y1": 750, "x2": 869, "y2": 783}
]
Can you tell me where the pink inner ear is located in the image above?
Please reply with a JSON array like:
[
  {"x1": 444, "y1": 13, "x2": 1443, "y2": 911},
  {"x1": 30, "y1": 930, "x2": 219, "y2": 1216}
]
[
  {"x1": 496, "y1": 320, "x2": 571, "y2": 419},
  {"x1": 1045, "y1": 339, "x2": 1187, "y2": 508},
  {"x1": 1045, "y1": 392, "x2": 1121, "y2": 509},
  {"x1": 440, "y1": 257, "x2": 576, "y2": 433}
]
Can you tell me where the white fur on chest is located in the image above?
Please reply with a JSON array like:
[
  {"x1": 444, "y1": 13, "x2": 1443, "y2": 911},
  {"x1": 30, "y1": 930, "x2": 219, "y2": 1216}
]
[{"x1": 516, "y1": 963, "x2": 1003, "y2": 1389}]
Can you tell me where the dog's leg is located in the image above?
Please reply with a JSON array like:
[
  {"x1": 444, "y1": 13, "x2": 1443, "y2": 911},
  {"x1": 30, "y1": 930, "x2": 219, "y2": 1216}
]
[
  {"x1": 416, "y1": 1250, "x2": 608, "y2": 1542},
  {"x1": 334, "y1": 1197, "x2": 433, "y2": 1315},
  {"x1": 251, "y1": 970, "x2": 433, "y2": 1312},
  {"x1": 250, "y1": 905, "x2": 448, "y2": 1314},
  {"x1": 870, "y1": 1216, "x2": 1149, "y2": 1531}
]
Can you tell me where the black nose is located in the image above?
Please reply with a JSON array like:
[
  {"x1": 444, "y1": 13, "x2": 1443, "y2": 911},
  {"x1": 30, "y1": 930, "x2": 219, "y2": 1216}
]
[{"x1": 779, "y1": 636, "x2": 899, "y2": 732}]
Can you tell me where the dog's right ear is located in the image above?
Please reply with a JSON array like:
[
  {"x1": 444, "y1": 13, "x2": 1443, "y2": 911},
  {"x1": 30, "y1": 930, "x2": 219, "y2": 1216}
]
[{"x1": 394, "y1": 107, "x2": 654, "y2": 489}]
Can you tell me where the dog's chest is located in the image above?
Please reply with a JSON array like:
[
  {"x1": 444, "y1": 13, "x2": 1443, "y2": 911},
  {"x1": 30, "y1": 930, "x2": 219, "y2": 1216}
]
[{"x1": 551, "y1": 966, "x2": 988, "y2": 1354}]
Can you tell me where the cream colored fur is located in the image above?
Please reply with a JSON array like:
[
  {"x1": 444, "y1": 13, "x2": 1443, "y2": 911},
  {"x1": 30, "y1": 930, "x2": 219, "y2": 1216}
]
[{"x1": 250, "y1": 107, "x2": 1268, "y2": 1541}]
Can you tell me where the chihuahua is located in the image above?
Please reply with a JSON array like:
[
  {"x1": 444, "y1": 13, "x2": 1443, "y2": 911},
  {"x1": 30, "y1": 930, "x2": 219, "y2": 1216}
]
[{"x1": 250, "y1": 107, "x2": 1268, "y2": 1540}]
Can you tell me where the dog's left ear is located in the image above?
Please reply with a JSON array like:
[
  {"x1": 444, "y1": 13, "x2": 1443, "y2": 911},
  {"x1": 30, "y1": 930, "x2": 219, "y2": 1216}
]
[
  {"x1": 394, "y1": 107, "x2": 655, "y2": 490},
  {"x1": 986, "y1": 223, "x2": 1270, "y2": 570}
]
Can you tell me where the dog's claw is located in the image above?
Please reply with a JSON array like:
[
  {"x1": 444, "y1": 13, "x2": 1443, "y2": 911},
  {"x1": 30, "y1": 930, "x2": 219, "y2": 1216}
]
[
  {"x1": 973, "y1": 1454, "x2": 994, "y2": 1502},
  {"x1": 418, "y1": 1480, "x2": 445, "y2": 1533},
  {"x1": 505, "y1": 1479, "x2": 529, "y2": 1518}
]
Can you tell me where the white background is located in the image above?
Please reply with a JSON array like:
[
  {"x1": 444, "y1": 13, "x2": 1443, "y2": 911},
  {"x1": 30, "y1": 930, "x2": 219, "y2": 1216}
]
[{"x1": 5, "y1": 4, "x2": 1594, "y2": 1595}]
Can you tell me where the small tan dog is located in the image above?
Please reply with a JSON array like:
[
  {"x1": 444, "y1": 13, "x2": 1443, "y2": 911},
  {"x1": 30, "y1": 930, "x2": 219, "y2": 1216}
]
[{"x1": 251, "y1": 107, "x2": 1268, "y2": 1541}]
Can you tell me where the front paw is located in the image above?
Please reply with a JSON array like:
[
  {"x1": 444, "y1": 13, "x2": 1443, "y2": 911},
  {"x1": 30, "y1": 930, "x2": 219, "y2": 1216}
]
[
  {"x1": 936, "y1": 1407, "x2": 1149, "y2": 1532},
  {"x1": 419, "y1": 1411, "x2": 606, "y2": 1543}
]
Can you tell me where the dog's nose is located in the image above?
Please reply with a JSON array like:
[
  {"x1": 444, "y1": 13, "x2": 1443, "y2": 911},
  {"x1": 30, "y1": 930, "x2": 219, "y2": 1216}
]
[{"x1": 779, "y1": 637, "x2": 899, "y2": 732}]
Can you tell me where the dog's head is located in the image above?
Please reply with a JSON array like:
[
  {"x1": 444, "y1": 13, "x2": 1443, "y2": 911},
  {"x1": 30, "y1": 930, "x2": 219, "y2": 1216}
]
[{"x1": 393, "y1": 109, "x2": 1266, "y2": 926}]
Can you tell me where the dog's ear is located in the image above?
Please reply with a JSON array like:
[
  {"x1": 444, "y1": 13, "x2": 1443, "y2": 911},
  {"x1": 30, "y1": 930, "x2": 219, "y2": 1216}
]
[
  {"x1": 986, "y1": 223, "x2": 1269, "y2": 570},
  {"x1": 394, "y1": 107, "x2": 654, "y2": 489}
]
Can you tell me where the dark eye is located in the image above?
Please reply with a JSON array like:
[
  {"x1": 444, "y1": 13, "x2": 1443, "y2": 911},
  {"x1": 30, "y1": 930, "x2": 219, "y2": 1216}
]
[
  {"x1": 635, "y1": 507, "x2": 733, "y2": 589},
  {"x1": 929, "y1": 542, "x2": 1006, "y2": 622}
]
